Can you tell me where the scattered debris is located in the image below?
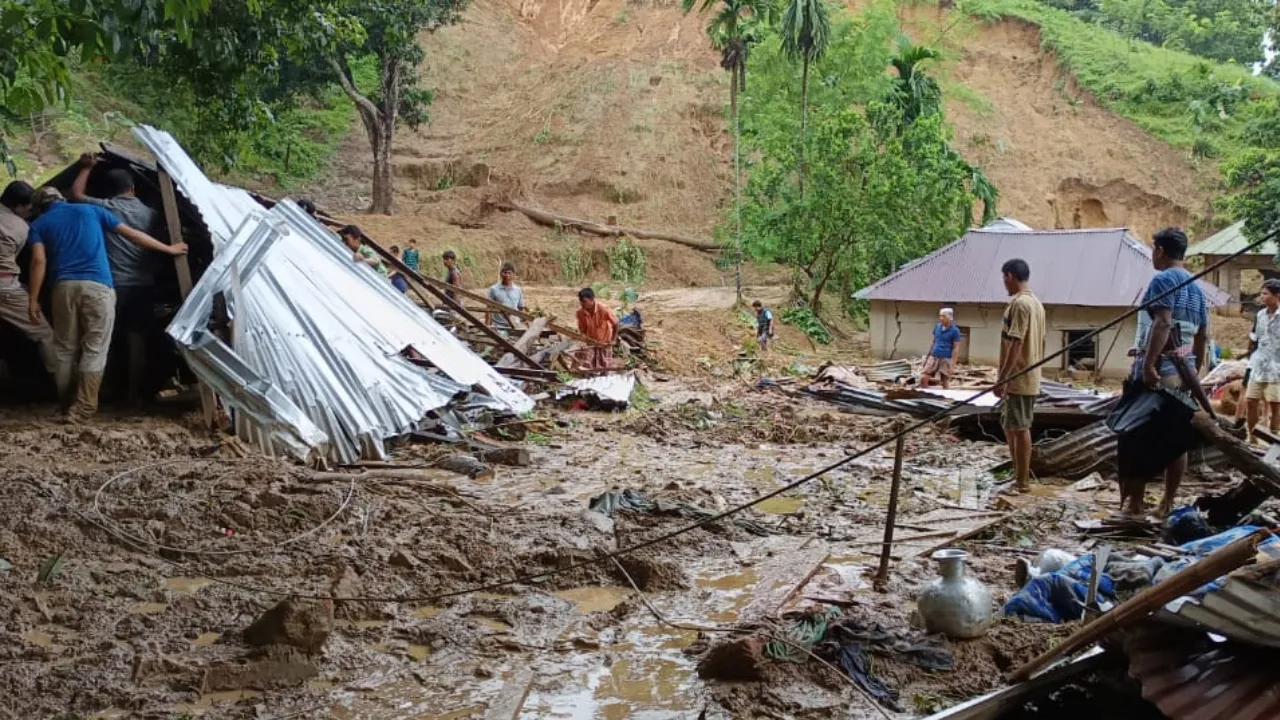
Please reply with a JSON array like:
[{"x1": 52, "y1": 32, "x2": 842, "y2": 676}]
[{"x1": 243, "y1": 599, "x2": 335, "y2": 655}]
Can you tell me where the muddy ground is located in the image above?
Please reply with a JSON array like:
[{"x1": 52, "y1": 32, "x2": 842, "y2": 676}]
[{"x1": 0, "y1": 376, "x2": 1244, "y2": 720}]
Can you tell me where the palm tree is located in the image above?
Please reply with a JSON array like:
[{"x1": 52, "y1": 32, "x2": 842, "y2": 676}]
[
  {"x1": 683, "y1": 0, "x2": 771, "y2": 303},
  {"x1": 780, "y1": 0, "x2": 830, "y2": 195},
  {"x1": 889, "y1": 40, "x2": 942, "y2": 128}
]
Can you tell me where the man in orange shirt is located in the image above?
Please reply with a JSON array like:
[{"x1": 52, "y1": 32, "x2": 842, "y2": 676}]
[{"x1": 576, "y1": 287, "x2": 618, "y2": 369}]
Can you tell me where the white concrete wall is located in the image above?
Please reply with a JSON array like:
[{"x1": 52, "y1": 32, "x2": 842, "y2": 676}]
[{"x1": 869, "y1": 300, "x2": 1141, "y2": 378}]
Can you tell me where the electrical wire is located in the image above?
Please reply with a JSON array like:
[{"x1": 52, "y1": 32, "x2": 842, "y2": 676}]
[
  {"x1": 62, "y1": 226, "x2": 1280, "y2": 604},
  {"x1": 91, "y1": 458, "x2": 358, "y2": 558}
]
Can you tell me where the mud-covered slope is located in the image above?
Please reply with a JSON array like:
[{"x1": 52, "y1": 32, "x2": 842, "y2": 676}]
[
  {"x1": 929, "y1": 13, "x2": 1213, "y2": 241},
  {"x1": 311, "y1": 0, "x2": 1215, "y2": 264}
]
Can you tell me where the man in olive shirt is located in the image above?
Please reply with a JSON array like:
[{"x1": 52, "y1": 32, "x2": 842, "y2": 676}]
[
  {"x1": 0, "y1": 181, "x2": 56, "y2": 377},
  {"x1": 995, "y1": 258, "x2": 1045, "y2": 493}
]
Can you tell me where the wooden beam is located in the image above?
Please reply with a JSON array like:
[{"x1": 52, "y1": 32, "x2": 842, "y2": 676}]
[
  {"x1": 1191, "y1": 412, "x2": 1280, "y2": 497},
  {"x1": 498, "y1": 317, "x2": 548, "y2": 368},
  {"x1": 157, "y1": 169, "x2": 217, "y2": 428},
  {"x1": 417, "y1": 282, "x2": 544, "y2": 370}
]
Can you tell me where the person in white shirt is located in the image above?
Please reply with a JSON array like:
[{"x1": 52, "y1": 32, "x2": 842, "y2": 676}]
[{"x1": 1247, "y1": 279, "x2": 1280, "y2": 435}]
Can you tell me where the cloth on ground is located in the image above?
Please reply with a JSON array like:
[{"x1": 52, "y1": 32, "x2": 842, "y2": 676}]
[
  {"x1": 832, "y1": 643, "x2": 902, "y2": 711},
  {"x1": 1003, "y1": 553, "x2": 1117, "y2": 623},
  {"x1": 586, "y1": 489, "x2": 770, "y2": 535},
  {"x1": 1163, "y1": 506, "x2": 1215, "y2": 545},
  {"x1": 824, "y1": 620, "x2": 953, "y2": 671}
]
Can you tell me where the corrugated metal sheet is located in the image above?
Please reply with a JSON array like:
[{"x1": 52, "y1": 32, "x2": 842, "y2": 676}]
[
  {"x1": 137, "y1": 125, "x2": 533, "y2": 464},
  {"x1": 1189, "y1": 221, "x2": 1278, "y2": 258},
  {"x1": 1157, "y1": 550, "x2": 1280, "y2": 647},
  {"x1": 862, "y1": 359, "x2": 913, "y2": 382},
  {"x1": 1123, "y1": 623, "x2": 1280, "y2": 720},
  {"x1": 1029, "y1": 420, "x2": 1231, "y2": 480},
  {"x1": 854, "y1": 227, "x2": 1230, "y2": 307}
]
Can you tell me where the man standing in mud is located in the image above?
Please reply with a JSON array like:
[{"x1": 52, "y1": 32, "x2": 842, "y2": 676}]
[
  {"x1": 996, "y1": 258, "x2": 1045, "y2": 494},
  {"x1": 920, "y1": 308, "x2": 962, "y2": 389},
  {"x1": 26, "y1": 187, "x2": 187, "y2": 422},
  {"x1": 577, "y1": 287, "x2": 619, "y2": 369},
  {"x1": 443, "y1": 249, "x2": 463, "y2": 301},
  {"x1": 486, "y1": 262, "x2": 525, "y2": 333},
  {"x1": 1118, "y1": 227, "x2": 1208, "y2": 518},
  {"x1": 69, "y1": 153, "x2": 164, "y2": 405},
  {"x1": 0, "y1": 180, "x2": 56, "y2": 381}
]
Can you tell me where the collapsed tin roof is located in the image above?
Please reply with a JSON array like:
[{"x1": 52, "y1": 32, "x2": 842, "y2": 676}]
[{"x1": 134, "y1": 125, "x2": 533, "y2": 465}]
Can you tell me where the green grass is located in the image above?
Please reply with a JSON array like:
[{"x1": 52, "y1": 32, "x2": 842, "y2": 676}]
[{"x1": 958, "y1": 0, "x2": 1280, "y2": 201}]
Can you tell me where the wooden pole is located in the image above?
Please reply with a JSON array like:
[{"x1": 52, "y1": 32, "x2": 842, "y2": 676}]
[
  {"x1": 157, "y1": 170, "x2": 218, "y2": 428},
  {"x1": 416, "y1": 282, "x2": 544, "y2": 371},
  {"x1": 1008, "y1": 528, "x2": 1269, "y2": 683},
  {"x1": 1191, "y1": 411, "x2": 1280, "y2": 496},
  {"x1": 876, "y1": 419, "x2": 907, "y2": 586}
]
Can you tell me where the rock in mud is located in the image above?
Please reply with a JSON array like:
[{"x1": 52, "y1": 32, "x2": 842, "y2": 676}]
[
  {"x1": 697, "y1": 636, "x2": 765, "y2": 681},
  {"x1": 580, "y1": 509, "x2": 615, "y2": 535},
  {"x1": 389, "y1": 549, "x2": 419, "y2": 569},
  {"x1": 243, "y1": 599, "x2": 333, "y2": 654},
  {"x1": 202, "y1": 645, "x2": 319, "y2": 692},
  {"x1": 329, "y1": 565, "x2": 369, "y2": 621}
]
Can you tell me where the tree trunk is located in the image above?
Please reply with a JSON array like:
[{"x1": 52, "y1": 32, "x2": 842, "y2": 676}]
[
  {"x1": 731, "y1": 63, "x2": 743, "y2": 305},
  {"x1": 811, "y1": 255, "x2": 835, "y2": 311},
  {"x1": 369, "y1": 56, "x2": 401, "y2": 215},
  {"x1": 798, "y1": 55, "x2": 809, "y2": 198},
  {"x1": 330, "y1": 54, "x2": 397, "y2": 215}
]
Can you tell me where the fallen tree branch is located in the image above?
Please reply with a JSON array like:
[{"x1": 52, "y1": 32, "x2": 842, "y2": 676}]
[{"x1": 496, "y1": 200, "x2": 722, "y2": 252}]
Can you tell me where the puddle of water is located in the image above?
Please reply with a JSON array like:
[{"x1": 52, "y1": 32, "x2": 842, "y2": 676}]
[
  {"x1": 756, "y1": 496, "x2": 804, "y2": 515},
  {"x1": 743, "y1": 466, "x2": 777, "y2": 484},
  {"x1": 407, "y1": 644, "x2": 431, "y2": 662},
  {"x1": 415, "y1": 606, "x2": 445, "y2": 619},
  {"x1": 431, "y1": 705, "x2": 487, "y2": 720},
  {"x1": 194, "y1": 632, "x2": 220, "y2": 647},
  {"x1": 695, "y1": 567, "x2": 759, "y2": 591},
  {"x1": 164, "y1": 577, "x2": 213, "y2": 594},
  {"x1": 553, "y1": 586, "x2": 630, "y2": 614},
  {"x1": 132, "y1": 602, "x2": 168, "y2": 615},
  {"x1": 350, "y1": 619, "x2": 388, "y2": 629},
  {"x1": 23, "y1": 631, "x2": 53, "y2": 647}
]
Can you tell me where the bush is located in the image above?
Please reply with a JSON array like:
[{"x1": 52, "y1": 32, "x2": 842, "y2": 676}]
[{"x1": 607, "y1": 236, "x2": 647, "y2": 285}]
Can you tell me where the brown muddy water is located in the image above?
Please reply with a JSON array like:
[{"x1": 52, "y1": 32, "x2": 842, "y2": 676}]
[{"x1": 0, "y1": 385, "x2": 1089, "y2": 720}]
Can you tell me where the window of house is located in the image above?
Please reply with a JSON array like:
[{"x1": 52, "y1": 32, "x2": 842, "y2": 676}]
[{"x1": 1064, "y1": 329, "x2": 1097, "y2": 371}]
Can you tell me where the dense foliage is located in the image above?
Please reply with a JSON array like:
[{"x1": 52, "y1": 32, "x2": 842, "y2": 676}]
[
  {"x1": 1037, "y1": 0, "x2": 1270, "y2": 65},
  {"x1": 740, "y1": 3, "x2": 997, "y2": 315}
]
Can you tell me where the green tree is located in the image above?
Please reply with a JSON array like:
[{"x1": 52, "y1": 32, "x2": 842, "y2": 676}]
[
  {"x1": 740, "y1": 7, "x2": 996, "y2": 314},
  {"x1": 0, "y1": 0, "x2": 211, "y2": 172},
  {"x1": 1044, "y1": 0, "x2": 1269, "y2": 65},
  {"x1": 683, "y1": 0, "x2": 772, "y2": 303},
  {"x1": 779, "y1": 0, "x2": 830, "y2": 195},
  {"x1": 888, "y1": 40, "x2": 942, "y2": 127},
  {"x1": 133, "y1": 0, "x2": 465, "y2": 214}
]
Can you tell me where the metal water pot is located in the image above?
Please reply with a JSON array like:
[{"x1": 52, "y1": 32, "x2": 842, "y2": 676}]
[{"x1": 917, "y1": 549, "x2": 993, "y2": 639}]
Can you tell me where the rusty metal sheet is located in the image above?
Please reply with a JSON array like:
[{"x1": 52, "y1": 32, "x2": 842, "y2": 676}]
[
  {"x1": 1157, "y1": 551, "x2": 1280, "y2": 648},
  {"x1": 1123, "y1": 623, "x2": 1280, "y2": 720},
  {"x1": 1028, "y1": 420, "x2": 1231, "y2": 480},
  {"x1": 855, "y1": 227, "x2": 1230, "y2": 307}
]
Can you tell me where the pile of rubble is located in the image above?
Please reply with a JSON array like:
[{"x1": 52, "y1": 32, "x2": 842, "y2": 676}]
[{"x1": 120, "y1": 126, "x2": 643, "y2": 470}]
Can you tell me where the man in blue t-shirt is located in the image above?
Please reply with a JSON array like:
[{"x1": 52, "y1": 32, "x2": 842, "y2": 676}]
[
  {"x1": 1118, "y1": 226, "x2": 1208, "y2": 520},
  {"x1": 921, "y1": 307, "x2": 963, "y2": 389},
  {"x1": 26, "y1": 186, "x2": 187, "y2": 421}
]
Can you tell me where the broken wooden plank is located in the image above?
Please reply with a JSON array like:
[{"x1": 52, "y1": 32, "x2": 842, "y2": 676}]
[
  {"x1": 484, "y1": 667, "x2": 535, "y2": 720},
  {"x1": 1191, "y1": 411, "x2": 1280, "y2": 497},
  {"x1": 916, "y1": 515, "x2": 1009, "y2": 558},
  {"x1": 157, "y1": 169, "x2": 218, "y2": 429},
  {"x1": 499, "y1": 317, "x2": 550, "y2": 368},
  {"x1": 1008, "y1": 528, "x2": 1269, "y2": 683},
  {"x1": 739, "y1": 540, "x2": 829, "y2": 622}
]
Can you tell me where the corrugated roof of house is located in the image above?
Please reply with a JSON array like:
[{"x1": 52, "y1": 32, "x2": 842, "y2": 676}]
[
  {"x1": 854, "y1": 227, "x2": 1229, "y2": 307},
  {"x1": 1188, "y1": 221, "x2": 1278, "y2": 258}
]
